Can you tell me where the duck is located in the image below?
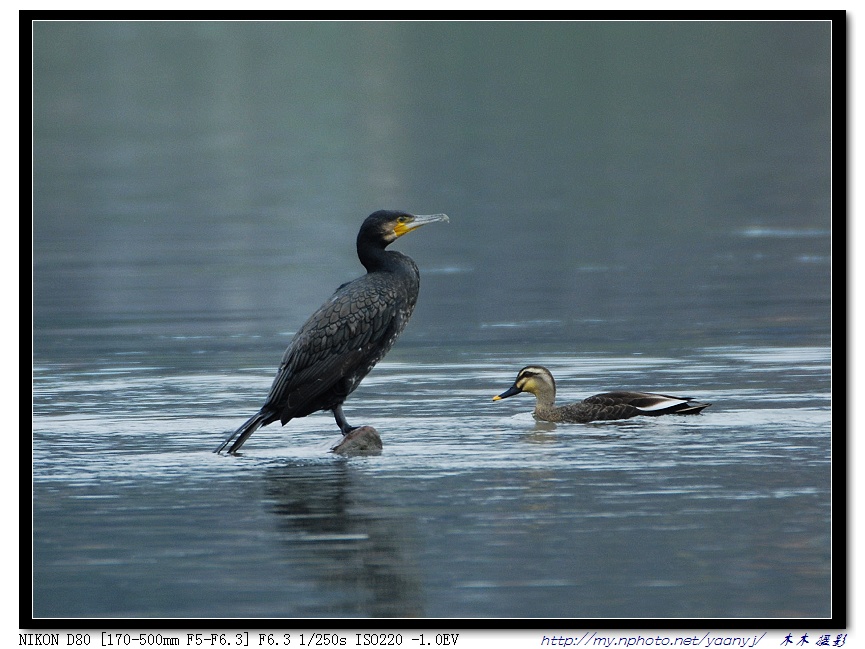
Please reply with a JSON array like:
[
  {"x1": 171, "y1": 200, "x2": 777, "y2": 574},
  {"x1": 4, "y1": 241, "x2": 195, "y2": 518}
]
[{"x1": 493, "y1": 365, "x2": 710, "y2": 423}]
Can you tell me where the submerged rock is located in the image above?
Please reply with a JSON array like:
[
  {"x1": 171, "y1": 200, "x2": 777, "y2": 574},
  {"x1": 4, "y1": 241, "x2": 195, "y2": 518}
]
[{"x1": 331, "y1": 426, "x2": 383, "y2": 456}]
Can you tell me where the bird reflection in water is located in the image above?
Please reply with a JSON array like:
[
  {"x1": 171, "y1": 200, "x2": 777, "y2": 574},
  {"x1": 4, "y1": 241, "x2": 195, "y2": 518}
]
[{"x1": 265, "y1": 461, "x2": 423, "y2": 617}]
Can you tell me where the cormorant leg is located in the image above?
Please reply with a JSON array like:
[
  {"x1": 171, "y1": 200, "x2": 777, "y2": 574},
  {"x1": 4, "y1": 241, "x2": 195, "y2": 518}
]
[{"x1": 333, "y1": 404, "x2": 358, "y2": 436}]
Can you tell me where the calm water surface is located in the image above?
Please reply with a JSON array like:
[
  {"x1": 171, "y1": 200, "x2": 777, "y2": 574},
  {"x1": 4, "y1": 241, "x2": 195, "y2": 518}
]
[
  {"x1": 32, "y1": 22, "x2": 832, "y2": 619},
  {"x1": 33, "y1": 345, "x2": 831, "y2": 619}
]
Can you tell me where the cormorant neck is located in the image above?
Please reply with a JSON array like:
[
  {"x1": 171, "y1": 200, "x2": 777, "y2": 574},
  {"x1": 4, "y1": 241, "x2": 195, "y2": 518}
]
[{"x1": 357, "y1": 238, "x2": 400, "y2": 273}]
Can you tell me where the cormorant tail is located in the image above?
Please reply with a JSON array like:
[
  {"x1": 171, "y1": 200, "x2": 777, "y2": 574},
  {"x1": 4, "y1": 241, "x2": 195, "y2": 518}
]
[{"x1": 214, "y1": 411, "x2": 270, "y2": 455}]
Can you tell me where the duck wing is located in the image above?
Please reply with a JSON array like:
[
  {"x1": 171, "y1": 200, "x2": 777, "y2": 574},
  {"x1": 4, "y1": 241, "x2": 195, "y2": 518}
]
[{"x1": 582, "y1": 391, "x2": 710, "y2": 418}]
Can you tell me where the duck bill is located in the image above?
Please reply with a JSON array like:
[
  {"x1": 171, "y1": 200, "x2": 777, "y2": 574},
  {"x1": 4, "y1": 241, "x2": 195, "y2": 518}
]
[
  {"x1": 394, "y1": 213, "x2": 449, "y2": 237},
  {"x1": 493, "y1": 385, "x2": 522, "y2": 401}
]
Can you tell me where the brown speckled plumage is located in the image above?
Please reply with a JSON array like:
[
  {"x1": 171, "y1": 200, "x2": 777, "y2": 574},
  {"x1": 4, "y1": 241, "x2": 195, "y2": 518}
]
[{"x1": 494, "y1": 366, "x2": 710, "y2": 424}]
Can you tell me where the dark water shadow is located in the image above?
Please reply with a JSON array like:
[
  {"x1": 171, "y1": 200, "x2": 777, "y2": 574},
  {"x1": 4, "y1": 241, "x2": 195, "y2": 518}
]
[{"x1": 264, "y1": 460, "x2": 424, "y2": 617}]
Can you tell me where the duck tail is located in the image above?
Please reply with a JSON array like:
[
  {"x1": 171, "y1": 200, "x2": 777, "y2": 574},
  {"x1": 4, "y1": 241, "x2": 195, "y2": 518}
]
[{"x1": 674, "y1": 400, "x2": 711, "y2": 415}]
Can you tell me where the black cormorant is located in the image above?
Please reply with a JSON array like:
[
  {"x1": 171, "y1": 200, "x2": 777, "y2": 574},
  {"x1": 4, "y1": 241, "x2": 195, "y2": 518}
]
[
  {"x1": 493, "y1": 366, "x2": 710, "y2": 423},
  {"x1": 216, "y1": 210, "x2": 449, "y2": 454}
]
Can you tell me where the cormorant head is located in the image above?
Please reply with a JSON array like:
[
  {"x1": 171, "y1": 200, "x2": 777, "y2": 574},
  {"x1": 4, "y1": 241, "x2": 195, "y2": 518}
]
[
  {"x1": 493, "y1": 366, "x2": 556, "y2": 401},
  {"x1": 359, "y1": 210, "x2": 450, "y2": 248}
]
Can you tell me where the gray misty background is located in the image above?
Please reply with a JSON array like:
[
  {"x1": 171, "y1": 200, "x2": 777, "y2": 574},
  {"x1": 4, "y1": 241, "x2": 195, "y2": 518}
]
[{"x1": 33, "y1": 21, "x2": 829, "y2": 352}]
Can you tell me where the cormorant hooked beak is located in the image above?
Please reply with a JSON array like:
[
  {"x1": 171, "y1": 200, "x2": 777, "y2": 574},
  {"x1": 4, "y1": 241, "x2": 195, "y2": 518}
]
[
  {"x1": 493, "y1": 385, "x2": 523, "y2": 401},
  {"x1": 394, "y1": 213, "x2": 449, "y2": 238}
]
